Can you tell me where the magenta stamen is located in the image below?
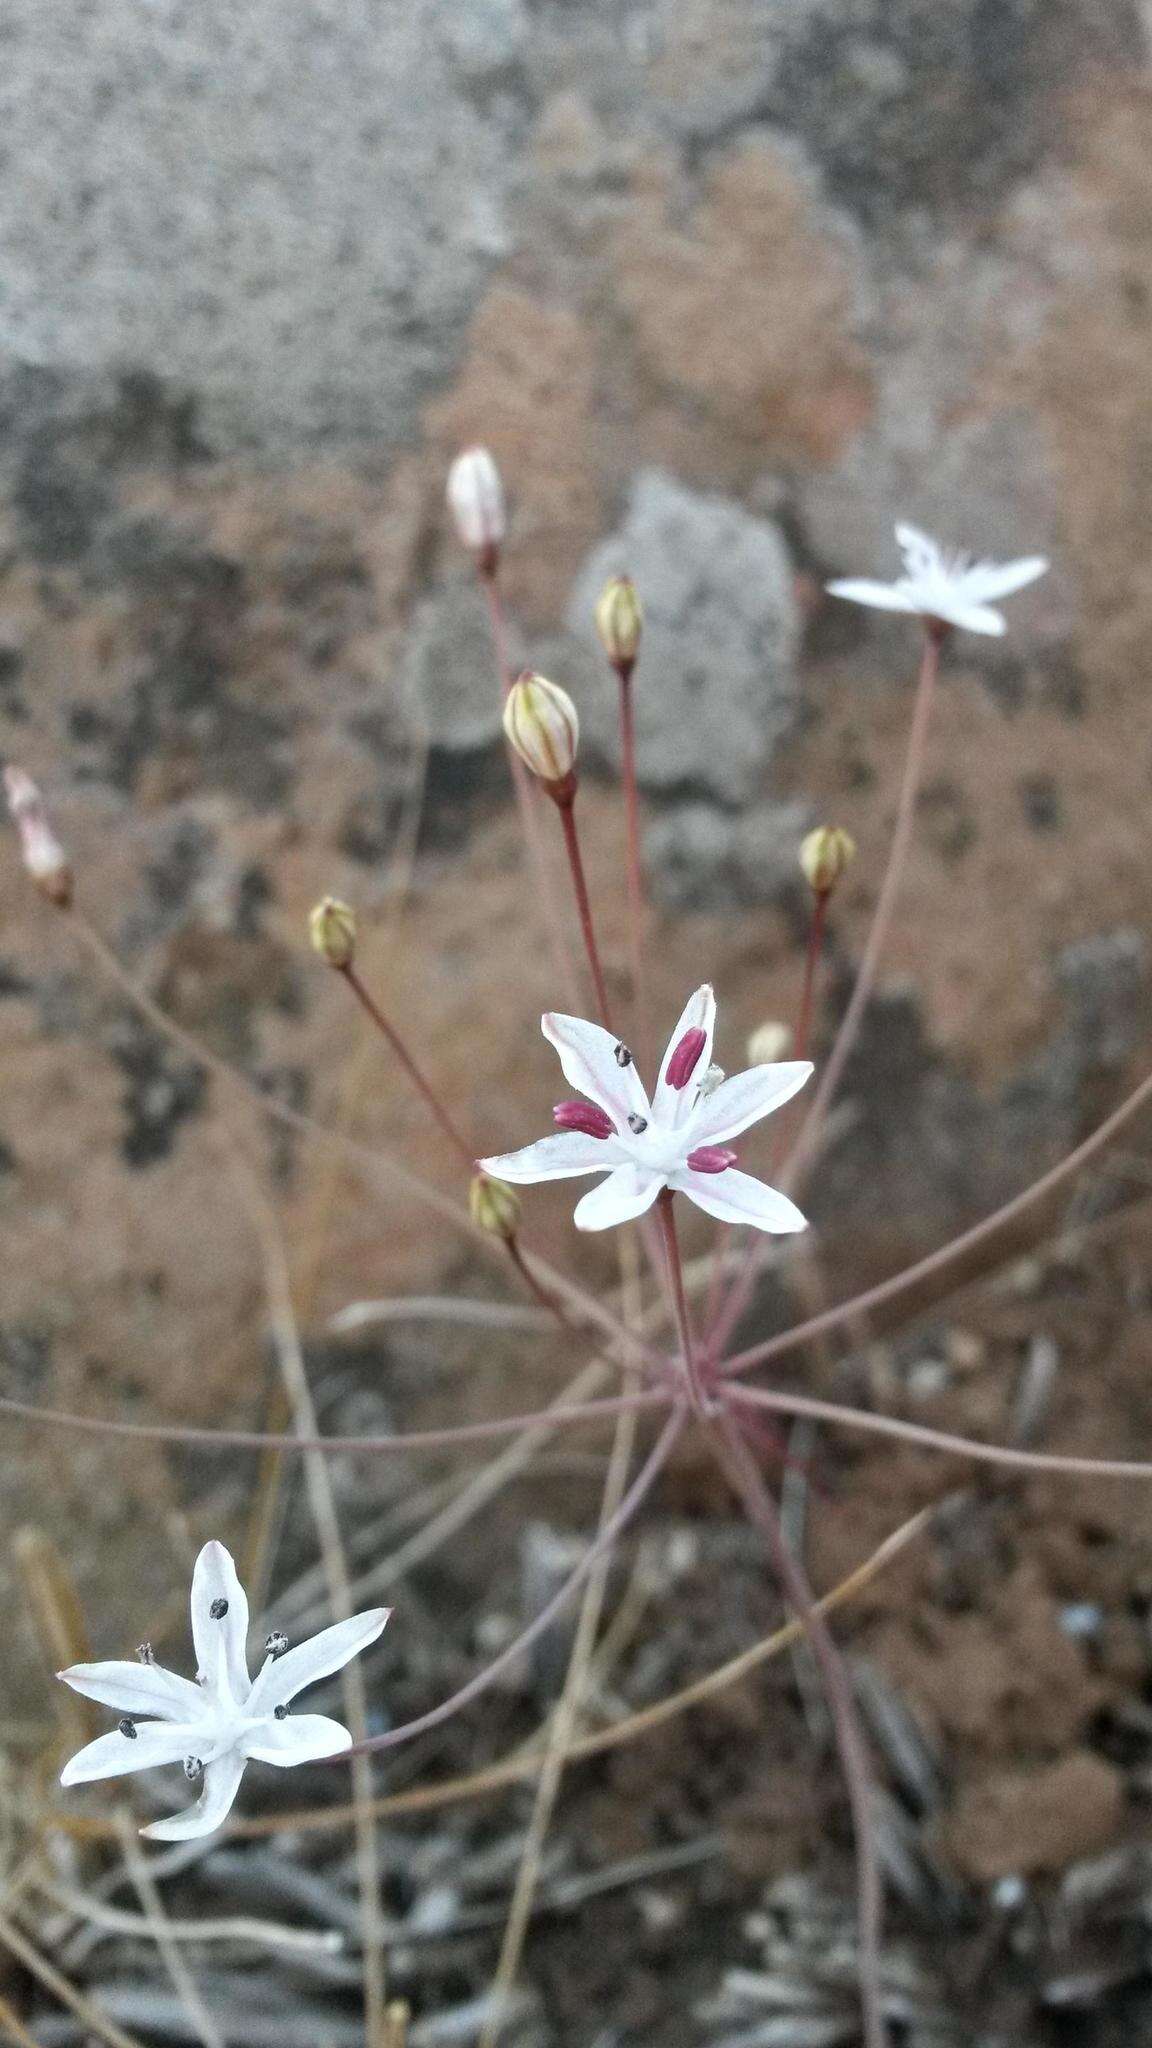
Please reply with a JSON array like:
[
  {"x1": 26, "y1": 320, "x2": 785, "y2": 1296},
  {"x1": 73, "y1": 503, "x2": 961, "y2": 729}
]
[
  {"x1": 687, "y1": 1144, "x2": 737, "y2": 1174},
  {"x1": 554, "y1": 1100, "x2": 615, "y2": 1140},
  {"x1": 665, "y1": 1026, "x2": 708, "y2": 1091}
]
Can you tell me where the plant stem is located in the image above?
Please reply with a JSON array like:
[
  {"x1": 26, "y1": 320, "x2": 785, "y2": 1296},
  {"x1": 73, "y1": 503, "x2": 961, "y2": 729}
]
[
  {"x1": 554, "y1": 787, "x2": 614, "y2": 1030},
  {"x1": 794, "y1": 889, "x2": 830, "y2": 1066},
  {"x1": 349, "y1": 1410, "x2": 684, "y2": 1756},
  {"x1": 479, "y1": 1243, "x2": 644, "y2": 2047},
  {"x1": 503, "y1": 1231, "x2": 584, "y2": 1337},
  {"x1": 617, "y1": 664, "x2": 649, "y2": 1061},
  {"x1": 708, "y1": 623, "x2": 944, "y2": 1363},
  {"x1": 723, "y1": 1381, "x2": 1152, "y2": 1479},
  {"x1": 655, "y1": 1191, "x2": 707, "y2": 1413},
  {"x1": 721, "y1": 1044, "x2": 1152, "y2": 1383},
  {"x1": 145, "y1": 1505, "x2": 930, "y2": 1844},
  {"x1": 0, "y1": 1384, "x2": 669, "y2": 1459},
  {"x1": 709, "y1": 1411, "x2": 888, "y2": 2048},
  {"x1": 339, "y1": 963, "x2": 475, "y2": 1171},
  {"x1": 790, "y1": 621, "x2": 944, "y2": 1185},
  {"x1": 67, "y1": 910, "x2": 645, "y2": 1357},
  {"x1": 482, "y1": 571, "x2": 582, "y2": 1011},
  {"x1": 703, "y1": 882, "x2": 833, "y2": 1350}
]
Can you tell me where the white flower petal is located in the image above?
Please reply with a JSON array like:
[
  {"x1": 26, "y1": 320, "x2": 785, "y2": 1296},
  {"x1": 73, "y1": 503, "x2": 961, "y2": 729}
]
[
  {"x1": 244, "y1": 1713, "x2": 353, "y2": 1766},
  {"x1": 963, "y1": 555, "x2": 1048, "y2": 603},
  {"x1": 248, "y1": 1609, "x2": 390, "y2": 1714},
  {"x1": 478, "y1": 1133, "x2": 628, "y2": 1185},
  {"x1": 689, "y1": 1061, "x2": 813, "y2": 1146},
  {"x1": 541, "y1": 1013, "x2": 651, "y2": 1127},
  {"x1": 573, "y1": 1165, "x2": 663, "y2": 1232},
  {"x1": 895, "y1": 523, "x2": 941, "y2": 575},
  {"x1": 651, "y1": 984, "x2": 717, "y2": 1129},
  {"x1": 942, "y1": 600, "x2": 1006, "y2": 636},
  {"x1": 190, "y1": 1541, "x2": 250, "y2": 1705},
  {"x1": 141, "y1": 1752, "x2": 247, "y2": 1841},
  {"x1": 825, "y1": 578, "x2": 919, "y2": 615},
  {"x1": 61, "y1": 1721, "x2": 211, "y2": 1787},
  {"x1": 673, "y1": 1166, "x2": 808, "y2": 1234},
  {"x1": 58, "y1": 1659, "x2": 204, "y2": 1723}
]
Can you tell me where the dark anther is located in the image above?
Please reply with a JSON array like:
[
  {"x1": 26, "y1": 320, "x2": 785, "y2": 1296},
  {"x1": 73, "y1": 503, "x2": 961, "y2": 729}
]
[
  {"x1": 136, "y1": 1641, "x2": 155, "y2": 1665},
  {"x1": 274, "y1": 1704, "x2": 290, "y2": 1720},
  {"x1": 265, "y1": 1631, "x2": 288, "y2": 1657},
  {"x1": 118, "y1": 1717, "x2": 138, "y2": 1739},
  {"x1": 614, "y1": 1042, "x2": 633, "y2": 1067},
  {"x1": 209, "y1": 1597, "x2": 229, "y2": 1619},
  {"x1": 184, "y1": 1756, "x2": 204, "y2": 1779},
  {"x1": 627, "y1": 1113, "x2": 648, "y2": 1134}
]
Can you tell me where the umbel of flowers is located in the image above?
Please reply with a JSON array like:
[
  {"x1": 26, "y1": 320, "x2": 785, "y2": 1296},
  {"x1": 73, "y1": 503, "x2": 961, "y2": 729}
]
[{"x1": 18, "y1": 451, "x2": 1087, "y2": 2048}]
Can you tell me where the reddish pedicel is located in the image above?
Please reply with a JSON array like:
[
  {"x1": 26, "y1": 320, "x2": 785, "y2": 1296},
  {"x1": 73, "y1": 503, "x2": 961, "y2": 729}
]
[
  {"x1": 686, "y1": 1145, "x2": 737, "y2": 1174},
  {"x1": 554, "y1": 1100, "x2": 615, "y2": 1140},
  {"x1": 665, "y1": 1027, "x2": 708, "y2": 1091}
]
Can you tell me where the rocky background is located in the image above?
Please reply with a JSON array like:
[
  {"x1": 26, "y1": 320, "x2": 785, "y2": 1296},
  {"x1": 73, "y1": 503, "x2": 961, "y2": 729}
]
[{"x1": 5, "y1": 0, "x2": 1152, "y2": 1994}]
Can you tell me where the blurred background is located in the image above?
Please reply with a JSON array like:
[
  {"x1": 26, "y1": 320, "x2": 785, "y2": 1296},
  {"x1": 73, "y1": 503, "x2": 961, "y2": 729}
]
[{"x1": 5, "y1": 2, "x2": 1152, "y2": 2042}]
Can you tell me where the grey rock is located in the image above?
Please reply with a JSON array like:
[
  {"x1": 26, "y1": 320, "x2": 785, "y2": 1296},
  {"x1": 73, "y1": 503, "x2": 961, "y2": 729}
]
[
  {"x1": 566, "y1": 471, "x2": 801, "y2": 803},
  {"x1": 645, "y1": 797, "x2": 812, "y2": 912},
  {"x1": 397, "y1": 581, "x2": 522, "y2": 754},
  {"x1": 0, "y1": 0, "x2": 530, "y2": 452},
  {"x1": 1053, "y1": 927, "x2": 1148, "y2": 1074},
  {"x1": 1003, "y1": 925, "x2": 1150, "y2": 1159},
  {"x1": 439, "y1": 0, "x2": 529, "y2": 86}
]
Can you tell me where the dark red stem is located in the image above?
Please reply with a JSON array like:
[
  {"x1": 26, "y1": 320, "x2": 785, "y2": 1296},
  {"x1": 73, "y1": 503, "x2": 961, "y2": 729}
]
[
  {"x1": 341, "y1": 964, "x2": 474, "y2": 1171},
  {"x1": 617, "y1": 665, "x2": 649, "y2": 1060},
  {"x1": 655, "y1": 1190, "x2": 707, "y2": 1413},
  {"x1": 554, "y1": 786, "x2": 613, "y2": 1031},
  {"x1": 710, "y1": 1408, "x2": 888, "y2": 2048}
]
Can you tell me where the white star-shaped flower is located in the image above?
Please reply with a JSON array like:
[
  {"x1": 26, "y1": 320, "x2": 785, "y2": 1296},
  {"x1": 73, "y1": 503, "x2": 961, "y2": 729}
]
[
  {"x1": 827, "y1": 523, "x2": 1048, "y2": 636},
  {"x1": 58, "y1": 1542, "x2": 389, "y2": 1840},
  {"x1": 480, "y1": 985, "x2": 812, "y2": 1234}
]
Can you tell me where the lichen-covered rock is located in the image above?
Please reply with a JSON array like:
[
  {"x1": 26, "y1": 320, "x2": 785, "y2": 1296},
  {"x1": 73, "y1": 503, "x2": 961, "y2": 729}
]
[{"x1": 567, "y1": 472, "x2": 801, "y2": 803}]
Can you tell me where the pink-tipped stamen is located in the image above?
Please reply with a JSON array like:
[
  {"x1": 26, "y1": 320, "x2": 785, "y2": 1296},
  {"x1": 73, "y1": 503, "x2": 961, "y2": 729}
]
[
  {"x1": 554, "y1": 1100, "x2": 616, "y2": 1141},
  {"x1": 686, "y1": 1144, "x2": 737, "y2": 1174},
  {"x1": 665, "y1": 1027, "x2": 708, "y2": 1091}
]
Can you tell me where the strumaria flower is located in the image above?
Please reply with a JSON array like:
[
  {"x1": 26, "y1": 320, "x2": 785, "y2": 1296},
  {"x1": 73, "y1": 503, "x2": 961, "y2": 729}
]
[
  {"x1": 481, "y1": 986, "x2": 812, "y2": 1234},
  {"x1": 58, "y1": 1541, "x2": 389, "y2": 1839},
  {"x1": 827, "y1": 523, "x2": 1048, "y2": 636}
]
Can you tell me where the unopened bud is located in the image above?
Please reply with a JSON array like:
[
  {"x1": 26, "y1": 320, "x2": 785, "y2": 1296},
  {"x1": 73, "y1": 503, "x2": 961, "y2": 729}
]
[
  {"x1": 470, "y1": 1171, "x2": 521, "y2": 1241},
  {"x1": 309, "y1": 896, "x2": 357, "y2": 969},
  {"x1": 502, "y1": 672, "x2": 579, "y2": 791},
  {"x1": 746, "y1": 1020, "x2": 793, "y2": 1066},
  {"x1": 3, "y1": 767, "x2": 73, "y2": 908},
  {"x1": 799, "y1": 825, "x2": 856, "y2": 897},
  {"x1": 446, "y1": 446, "x2": 506, "y2": 569},
  {"x1": 595, "y1": 575, "x2": 643, "y2": 671}
]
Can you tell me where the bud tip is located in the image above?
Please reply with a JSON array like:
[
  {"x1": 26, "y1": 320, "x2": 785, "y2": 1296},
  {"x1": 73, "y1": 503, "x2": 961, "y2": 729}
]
[
  {"x1": 309, "y1": 895, "x2": 357, "y2": 969},
  {"x1": 470, "y1": 1171, "x2": 522, "y2": 1240},
  {"x1": 799, "y1": 825, "x2": 856, "y2": 897}
]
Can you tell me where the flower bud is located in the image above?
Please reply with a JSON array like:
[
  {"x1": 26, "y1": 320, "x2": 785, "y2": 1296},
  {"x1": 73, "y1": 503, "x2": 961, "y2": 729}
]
[
  {"x1": 595, "y1": 575, "x2": 643, "y2": 671},
  {"x1": 3, "y1": 766, "x2": 73, "y2": 908},
  {"x1": 309, "y1": 895, "x2": 357, "y2": 969},
  {"x1": 746, "y1": 1020, "x2": 793, "y2": 1065},
  {"x1": 799, "y1": 825, "x2": 856, "y2": 897},
  {"x1": 470, "y1": 1171, "x2": 521, "y2": 1240},
  {"x1": 502, "y1": 672, "x2": 579, "y2": 790},
  {"x1": 446, "y1": 446, "x2": 506, "y2": 567}
]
